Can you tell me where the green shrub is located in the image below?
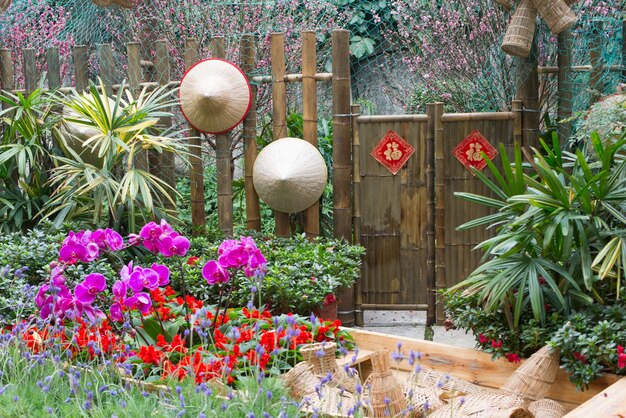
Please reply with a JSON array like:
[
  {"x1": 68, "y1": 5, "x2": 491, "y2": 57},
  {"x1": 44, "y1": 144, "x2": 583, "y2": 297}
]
[{"x1": 170, "y1": 233, "x2": 365, "y2": 315}]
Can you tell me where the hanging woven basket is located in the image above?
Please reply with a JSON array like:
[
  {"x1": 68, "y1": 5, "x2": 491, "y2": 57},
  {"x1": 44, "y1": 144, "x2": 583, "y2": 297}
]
[
  {"x1": 494, "y1": 0, "x2": 514, "y2": 10},
  {"x1": 501, "y1": 0, "x2": 537, "y2": 58},
  {"x1": 113, "y1": 0, "x2": 135, "y2": 8},
  {"x1": 531, "y1": 0, "x2": 577, "y2": 34},
  {"x1": 91, "y1": 0, "x2": 113, "y2": 6},
  {"x1": 499, "y1": 345, "x2": 560, "y2": 401},
  {"x1": 0, "y1": 0, "x2": 11, "y2": 13}
]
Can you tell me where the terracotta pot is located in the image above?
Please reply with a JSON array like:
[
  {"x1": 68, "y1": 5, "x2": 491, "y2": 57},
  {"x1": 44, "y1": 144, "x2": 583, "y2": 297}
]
[{"x1": 315, "y1": 300, "x2": 339, "y2": 321}]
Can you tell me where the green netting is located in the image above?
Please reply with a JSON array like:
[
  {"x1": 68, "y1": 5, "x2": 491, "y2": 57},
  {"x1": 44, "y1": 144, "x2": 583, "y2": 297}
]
[{"x1": 0, "y1": 0, "x2": 623, "y2": 131}]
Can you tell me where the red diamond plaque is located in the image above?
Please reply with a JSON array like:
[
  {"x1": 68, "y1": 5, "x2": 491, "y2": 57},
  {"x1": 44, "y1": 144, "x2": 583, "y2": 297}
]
[
  {"x1": 453, "y1": 130, "x2": 498, "y2": 175},
  {"x1": 371, "y1": 130, "x2": 415, "y2": 175}
]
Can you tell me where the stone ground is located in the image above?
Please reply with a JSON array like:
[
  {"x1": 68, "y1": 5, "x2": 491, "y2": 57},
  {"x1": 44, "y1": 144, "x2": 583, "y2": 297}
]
[{"x1": 357, "y1": 310, "x2": 476, "y2": 349}]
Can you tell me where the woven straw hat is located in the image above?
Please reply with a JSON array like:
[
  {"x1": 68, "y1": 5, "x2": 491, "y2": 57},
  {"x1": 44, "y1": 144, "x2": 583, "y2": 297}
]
[
  {"x1": 253, "y1": 137, "x2": 327, "y2": 214},
  {"x1": 179, "y1": 58, "x2": 252, "y2": 134}
]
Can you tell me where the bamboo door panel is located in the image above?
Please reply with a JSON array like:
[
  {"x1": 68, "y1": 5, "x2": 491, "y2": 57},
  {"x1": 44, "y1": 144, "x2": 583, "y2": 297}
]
[{"x1": 358, "y1": 118, "x2": 428, "y2": 306}]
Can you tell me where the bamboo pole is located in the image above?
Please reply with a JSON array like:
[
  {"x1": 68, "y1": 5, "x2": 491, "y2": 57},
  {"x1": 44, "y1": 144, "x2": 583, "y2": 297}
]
[
  {"x1": 537, "y1": 64, "x2": 623, "y2": 74},
  {"x1": 211, "y1": 37, "x2": 234, "y2": 237},
  {"x1": 46, "y1": 47, "x2": 61, "y2": 89},
  {"x1": 360, "y1": 304, "x2": 430, "y2": 311},
  {"x1": 0, "y1": 48, "x2": 14, "y2": 96},
  {"x1": 126, "y1": 42, "x2": 149, "y2": 173},
  {"x1": 516, "y1": 40, "x2": 540, "y2": 148},
  {"x1": 589, "y1": 21, "x2": 604, "y2": 105},
  {"x1": 241, "y1": 34, "x2": 261, "y2": 232},
  {"x1": 512, "y1": 100, "x2": 523, "y2": 145},
  {"x1": 302, "y1": 30, "x2": 320, "y2": 239},
  {"x1": 433, "y1": 102, "x2": 445, "y2": 324},
  {"x1": 357, "y1": 115, "x2": 429, "y2": 123},
  {"x1": 440, "y1": 112, "x2": 515, "y2": 122},
  {"x1": 73, "y1": 45, "x2": 89, "y2": 92},
  {"x1": 557, "y1": 30, "x2": 573, "y2": 141},
  {"x1": 425, "y1": 104, "x2": 436, "y2": 328},
  {"x1": 351, "y1": 104, "x2": 363, "y2": 326},
  {"x1": 332, "y1": 29, "x2": 354, "y2": 327},
  {"x1": 184, "y1": 38, "x2": 206, "y2": 236},
  {"x1": 153, "y1": 39, "x2": 176, "y2": 214},
  {"x1": 622, "y1": 21, "x2": 626, "y2": 82},
  {"x1": 95, "y1": 44, "x2": 114, "y2": 94},
  {"x1": 270, "y1": 32, "x2": 291, "y2": 237},
  {"x1": 23, "y1": 48, "x2": 36, "y2": 95}
]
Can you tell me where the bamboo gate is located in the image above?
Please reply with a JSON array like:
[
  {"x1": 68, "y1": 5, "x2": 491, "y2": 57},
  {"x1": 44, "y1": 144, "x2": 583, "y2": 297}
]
[{"x1": 0, "y1": 28, "x2": 620, "y2": 327}]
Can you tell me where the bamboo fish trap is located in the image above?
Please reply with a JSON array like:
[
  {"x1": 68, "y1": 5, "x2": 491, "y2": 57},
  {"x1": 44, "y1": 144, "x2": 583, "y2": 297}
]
[
  {"x1": 499, "y1": 345, "x2": 560, "y2": 401},
  {"x1": 501, "y1": 0, "x2": 537, "y2": 58},
  {"x1": 362, "y1": 350, "x2": 409, "y2": 417},
  {"x1": 531, "y1": 0, "x2": 577, "y2": 34}
]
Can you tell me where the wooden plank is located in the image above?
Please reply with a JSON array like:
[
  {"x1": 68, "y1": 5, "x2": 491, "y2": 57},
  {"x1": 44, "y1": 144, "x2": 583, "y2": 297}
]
[
  {"x1": 302, "y1": 30, "x2": 320, "y2": 239},
  {"x1": 126, "y1": 42, "x2": 142, "y2": 92},
  {"x1": 23, "y1": 48, "x2": 37, "y2": 94},
  {"x1": 211, "y1": 37, "x2": 233, "y2": 237},
  {"x1": 240, "y1": 34, "x2": 261, "y2": 232},
  {"x1": 73, "y1": 45, "x2": 89, "y2": 92},
  {"x1": 348, "y1": 328, "x2": 620, "y2": 408},
  {"x1": 565, "y1": 376, "x2": 626, "y2": 417},
  {"x1": 269, "y1": 32, "x2": 291, "y2": 237},
  {"x1": 46, "y1": 47, "x2": 61, "y2": 89},
  {"x1": 184, "y1": 38, "x2": 205, "y2": 235}
]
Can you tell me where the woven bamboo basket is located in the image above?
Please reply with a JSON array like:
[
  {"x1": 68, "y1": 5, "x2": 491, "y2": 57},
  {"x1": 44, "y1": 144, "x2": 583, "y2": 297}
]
[
  {"x1": 501, "y1": 0, "x2": 537, "y2": 57},
  {"x1": 362, "y1": 350, "x2": 409, "y2": 417},
  {"x1": 329, "y1": 365, "x2": 360, "y2": 394},
  {"x1": 494, "y1": 0, "x2": 514, "y2": 10},
  {"x1": 405, "y1": 386, "x2": 445, "y2": 415},
  {"x1": 427, "y1": 392, "x2": 527, "y2": 418},
  {"x1": 283, "y1": 362, "x2": 320, "y2": 401},
  {"x1": 528, "y1": 398, "x2": 566, "y2": 418},
  {"x1": 531, "y1": 0, "x2": 577, "y2": 34},
  {"x1": 0, "y1": 0, "x2": 11, "y2": 13},
  {"x1": 113, "y1": 0, "x2": 135, "y2": 8},
  {"x1": 300, "y1": 342, "x2": 338, "y2": 376},
  {"x1": 300, "y1": 386, "x2": 358, "y2": 418},
  {"x1": 408, "y1": 367, "x2": 481, "y2": 395},
  {"x1": 91, "y1": 0, "x2": 113, "y2": 6},
  {"x1": 499, "y1": 345, "x2": 560, "y2": 401}
]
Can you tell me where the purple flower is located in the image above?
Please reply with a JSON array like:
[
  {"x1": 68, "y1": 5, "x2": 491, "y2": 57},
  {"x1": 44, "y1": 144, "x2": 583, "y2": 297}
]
[
  {"x1": 120, "y1": 261, "x2": 133, "y2": 283},
  {"x1": 218, "y1": 239, "x2": 239, "y2": 255},
  {"x1": 202, "y1": 260, "x2": 229, "y2": 284},
  {"x1": 104, "y1": 229, "x2": 124, "y2": 251},
  {"x1": 158, "y1": 235, "x2": 190, "y2": 257},
  {"x1": 112, "y1": 280, "x2": 127, "y2": 300},
  {"x1": 218, "y1": 245, "x2": 249, "y2": 269},
  {"x1": 123, "y1": 292, "x2": 152, "y2": 314},
  {"x1": 59, "y1": 241, "x2": 87, "y2": 263},
  {"x1": 110, "y1": 302, "x2": 123, "y2": 322},
  {"x1": 128, "y1": 267, "x2": 159, "y2": 293},
  {"x1": 74, "y1": 273, "x2": 107, "y2": 304},
  {"x1": 151, "y1": 263, "x2": 170, "y2": 286}
]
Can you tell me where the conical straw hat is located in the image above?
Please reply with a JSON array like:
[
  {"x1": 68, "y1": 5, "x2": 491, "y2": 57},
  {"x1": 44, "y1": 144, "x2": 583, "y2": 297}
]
[
  {"x1": 179, "y1": 58, "x2": 252, "y2": 134},
  {"x1": 253, "y1": 137, "x2": 328, "y2": 214}
]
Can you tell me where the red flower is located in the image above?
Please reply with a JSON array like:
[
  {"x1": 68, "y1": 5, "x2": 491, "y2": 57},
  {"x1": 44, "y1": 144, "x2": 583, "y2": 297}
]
[
  {"x1": 491, "y1": 339, "x2": 502, "y2": 349},
  {"x1": 618, "y1": 345, "x2": 626, "y2": 369},
  {"x1": 505, "y1": 353, "x2": 521, "y2": 363},
  {"x1": 322, "y1": 294, "x2": 337, "y2": 306},
  {"x1": 478, "y1": 334, "x2": 489, "y2": 344},
  {"x1": 573, "y1": 351, "x2": 587, "y2": 364},
  {"x1": 187, "y1": 256, "x2": 200, "y2": 265},
  {"x1": 137, "y1": 346, "x2": 165, "y2": 365}
]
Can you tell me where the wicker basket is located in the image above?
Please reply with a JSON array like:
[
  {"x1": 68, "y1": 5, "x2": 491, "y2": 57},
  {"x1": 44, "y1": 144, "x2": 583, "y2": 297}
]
[
  {"x1": 300, "y1": 342, "x2": 338, "y2": 376},
  {"x1": 408, "y1": 367, "x2": 481, "y2": 395},
  {"x1": 501, "y1": 0, "x2": 537, "y2": 57},
  {"x1": 528, "y1": 398, "x2": 566, "y2": 418},
  {"x1": 494, "y1": 0, "x2": 514, "y2": 10},
  {"x1": 300, "y1": 386, "x2": 358, "y2": 418},
  {"x1": 113, "y1": 0, "x2": 135, "y2": 8},
  {"x1": 329, "y1": 365, "x2": 360, "y2": 394},
  {"x1": 283, "y1": 362, "x2": 320, "y2": 401},
  {"x1": 91, "y1": 0, "x2": 113, "y2": 6},
  {"x1": 531, "y1": 0, "x2": 577, "y2": 34},
  {"x1": 427, "y1": 392, "x2": 527, "y2": 418},
  {"x1": 499, "y1": 345, "x2": 560, "y2": 401},
  {"x1": 405, "y1": 386, "x2": 445, "y2": 415},
  {"x1": 0, "y1": 0, "x2": 11, "y2": 13},
  {"x1": 362, "y1": 350, "x2": 409, "y2": 417}
]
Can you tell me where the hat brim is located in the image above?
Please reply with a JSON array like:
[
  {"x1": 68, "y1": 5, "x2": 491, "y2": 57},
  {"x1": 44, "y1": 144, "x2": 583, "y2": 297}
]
[{"x1": 179, "y1": 58, "x2": 252, "y2": 134}]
